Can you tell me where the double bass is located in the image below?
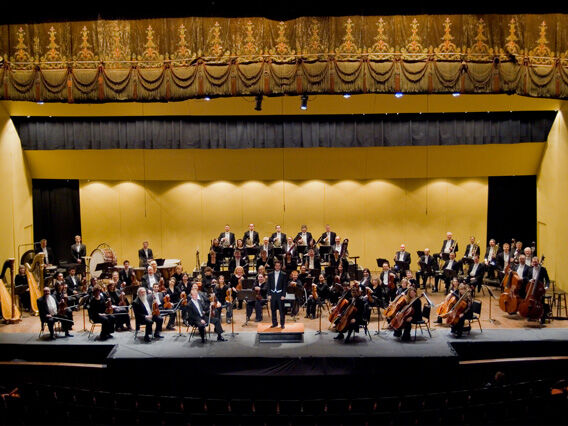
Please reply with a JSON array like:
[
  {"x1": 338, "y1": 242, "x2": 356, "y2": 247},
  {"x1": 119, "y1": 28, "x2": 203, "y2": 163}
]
[
  {"x1": 498, "y1": 260, "x2": 522, "y2": 314},
  {"x1": 518, "y1": 256, "x2": 546, "y2": 320}
]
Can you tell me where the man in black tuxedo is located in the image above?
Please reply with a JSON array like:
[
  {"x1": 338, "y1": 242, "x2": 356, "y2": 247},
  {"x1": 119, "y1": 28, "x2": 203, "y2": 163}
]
[
  {"x1": 270, "y1": 225, "x2": 286, "y2": 248},
  {"x1": 528, "y1": 256, "x2": 551, "y2": 324},
  {"x1": 393, "y1": 244, "x2": 411, "y2": 275},
  {"x1": 228, "y1": 250, "x2": 249, "y2": 274},
  {"x1": 514, "y1": 255, "x2": 531, "y2": 298},
  {"x1": 70, "y1": 235, "x2": 86, "y2": 265},
  {"x1": 268, "y1": 259, "x2": 288, "y2": 328},
  {"x1": 496, "y1": 243, "x2": 512, "y2": 273},
  {"x1": 36, "y1": 239, "x2": 55, "y2": 266},
  {"x1": 37, "y1": 287, "x2": 73, "y2": 339},
  {"x1": 187, "y1": 289, "x2": 225, "y2": 342},
  {"x1": 436, "y1": 252, "x2": 461, "y2": 294},
  {"x1": 484, "y1": 239, "x2": 500, "y2": 279},
  {"x1": 219, "y1": 225, "x2": 235, "y2": 248},
  {"x1": 295, "y1": 225, "x2": 312, "y2": 247},
  {"x1": 138, "y1": 241, "x2": 153, "y2": 267},
  {"x1": 259, "y1": 237, "x2": 273, "y2": 257},
  {"x1": 119, "y1": 260, "x2": 136, "y2": 287},
  {"x1": 243, "y1": 223, "x2": 260, "y2": 247},
  {"x1": 319, "y1": 224, "x2": 336, "y2": 246},
  {"x1": 303, "y1": 249, "x2": 321, "y2": 272},
  {"x1": 417, "y1": 248, "x2": 438, "y2": 289},
  {"x1": 132, "y1": 287, "x2": 163, "y2": 342},
  {"x1": 440, "y1": 232, "x2": 458, "y2": 256},
  {"x1": 141, "y1": 266, "x2": 160, "y2": 290},
  {"x1": 466, "y1": 255, "x2": 486, "y2": 293}
]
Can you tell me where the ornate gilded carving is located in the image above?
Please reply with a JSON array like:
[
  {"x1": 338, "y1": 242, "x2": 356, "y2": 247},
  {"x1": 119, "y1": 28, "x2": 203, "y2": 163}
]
[
  {"x1": 335, "y1": 18, "x2": 361, "y2": 58},
  {"x1": 401, "y1": 18, "x2": 429, "y2": 61},
  {"x1": 268, "y1": 21, "x2": 295, "y2": 61},
  {"x1": 138, "y1": 25, "x2": 164, "y2": 67},
  {"x1": 367, "y1": 18, "x2": 394, "y2": 60},
  {"x1": 435, "y1": 18, "x2": 460, "y2": 60},
  {"x1": 206, "y1": 21, "x2": 230, "y2": 59},
  {"x1": 10, "y1": 27, "x2": 34, "y2": 69},
  {"x1": 73, "y1": 26, "x2": 98, "y2": 68},
  {"x1": 170, "y1": 24, "x2": 196, "y2": 65},
  {"x1": 528, "y1": 21, "x2": 554, "y2": 65},
  {"x1": 466, "y1": 18, "x2": 494, "y2": 62}
]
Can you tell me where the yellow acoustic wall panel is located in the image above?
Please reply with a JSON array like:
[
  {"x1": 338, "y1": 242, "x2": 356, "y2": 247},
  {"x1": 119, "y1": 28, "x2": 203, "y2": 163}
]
[
  {"x1": 0, "y1": 107, "x2": 33, "y2": 263},
  {"x1": 537, "y1": 108, "x2": 568, "y2": 291},
  {"x1": 79, "y1": 178, "x2": 487, "y2": 273}
]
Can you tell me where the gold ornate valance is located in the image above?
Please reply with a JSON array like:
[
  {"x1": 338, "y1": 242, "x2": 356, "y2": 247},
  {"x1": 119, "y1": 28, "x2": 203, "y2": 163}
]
[{"x1": 2, "y1": 14, "x2": 568, "y2": 101}]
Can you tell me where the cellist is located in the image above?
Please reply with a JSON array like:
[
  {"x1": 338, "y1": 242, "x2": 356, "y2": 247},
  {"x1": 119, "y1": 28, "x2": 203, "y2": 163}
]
[
  {"x1": 333, "y1": 286, "x2": 366, "y2": 343},
  {"x1": 434, "y1": 277, "x2": 460, "y2": 324},
  {"x1": 392, "y1": 286, "x2": 422, "y2": 342},
  {"x1": 449, "y1": 283, "x2": 473, "y2": 338}
]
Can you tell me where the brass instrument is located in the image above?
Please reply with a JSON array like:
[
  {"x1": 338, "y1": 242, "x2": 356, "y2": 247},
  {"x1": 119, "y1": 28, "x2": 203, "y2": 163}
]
[
  {"x1": 246, "y1": 237, "x2": 253, "y2": 248},
  {"x1": 273, "y1": 238, "x2": 281, "y2": 248},
  {"x1": 221, "y1": 237, "x2": 230, "y2": 248},
  {"x1": 471, "y1": 240, "x2": 478, "y2": 257},
  {"x1": 449, "y1": 238, "x2": 457, "y2": 253}
]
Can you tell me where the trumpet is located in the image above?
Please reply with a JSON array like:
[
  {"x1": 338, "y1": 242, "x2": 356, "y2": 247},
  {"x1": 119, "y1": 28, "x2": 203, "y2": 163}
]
[{"x1": 449, "y1": 238, "x2": 457, "y2": 253}]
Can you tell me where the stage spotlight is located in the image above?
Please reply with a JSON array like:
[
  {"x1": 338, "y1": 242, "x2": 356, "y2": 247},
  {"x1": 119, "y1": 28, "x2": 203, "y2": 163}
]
[
  {"x1": 394, "y1": 92, "x2": 403, "y2": 98},
  {"x1": 343, "y1": 93, "x2": 351, "y2": 99},
  {"x1": 452, "y1": 92, "x2": 460, "y2": 97},
  {"x1": 204, "y1": 96, "x2": 211, "y2": 101},
  {"x1": 255, "y1": 94, "x2": 263, "y2": 111},
  {"x1": 300, "y1": 94, "x2": 308, "y2": 110}
]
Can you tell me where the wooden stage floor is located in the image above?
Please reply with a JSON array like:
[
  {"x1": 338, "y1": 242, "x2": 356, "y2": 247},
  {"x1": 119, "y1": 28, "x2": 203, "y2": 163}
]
[{"x1": 1, "y1": 288, "x2": 566, "y2": 336}]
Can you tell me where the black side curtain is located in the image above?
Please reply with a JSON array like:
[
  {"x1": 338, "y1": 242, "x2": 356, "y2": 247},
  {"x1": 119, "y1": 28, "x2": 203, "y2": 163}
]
[
  {"x1": 32, "y1": 179, "x2": 81, "y2": 265},
  {"x1": 15, "y1": 111, "x2": 556, "y2": 150}
]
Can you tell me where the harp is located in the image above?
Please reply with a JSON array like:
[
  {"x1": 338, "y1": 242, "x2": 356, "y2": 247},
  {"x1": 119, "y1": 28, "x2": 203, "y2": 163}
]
[
  {"x1": 0, "y1": 258, "x2": 21, "y2": 322},
  {"x1": 25, "y1": 253, "x2": 45, "y2": 315}
]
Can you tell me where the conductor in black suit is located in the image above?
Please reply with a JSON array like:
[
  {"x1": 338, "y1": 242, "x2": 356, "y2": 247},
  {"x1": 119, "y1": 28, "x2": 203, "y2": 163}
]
[
  {"x1": 138, "y1": 241, "x2": 154, "y2": 267},
  {"x1": 268, "y1": 259, "x2": 288, "y2": 328}
]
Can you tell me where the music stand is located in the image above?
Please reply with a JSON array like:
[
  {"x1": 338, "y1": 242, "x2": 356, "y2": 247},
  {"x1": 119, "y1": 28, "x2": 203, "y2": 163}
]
[
  {"x1": 376, "y1": 258, "x2": 390, "y2": 269},
  {"x1": 155, "y1": 258, "x2": 166, "y2": 267},
  {"x1": 95, "y1": 262, "x2": 115, "y2": 279},
  {"x1": 483, "y1": 285, "x2": 496, "y2": 323},
  {"x1": 222, "y1": 247, "x2": 234, "y2": 260},
  {"x1": 395, "y1": 260, "x2": 410, "y2": 273},
  {"x1": 237, "y1": 289, "x2": 254, "y2": 329},
  {"x1": 416, "y1": 251, "x2": 425, "y2": 258},
  {"x1": 319, "y1": 245, "x2": 331, "y2": 262}
]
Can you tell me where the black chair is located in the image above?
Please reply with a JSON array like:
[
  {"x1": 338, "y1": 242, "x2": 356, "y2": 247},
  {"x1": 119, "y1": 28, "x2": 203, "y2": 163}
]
[
  {"x1": 412, "y1": 304, "x2": 432, "y2": 340},
  {"x1": 278, "y1": 399, "x2": 303, "y2": 416},
  {"x1": 253, "y1": 399, "x2": 278, "y2": 416},
  {"x1": 466, "y1": 300, "x2": 483, "y2": 334},
  {"x1": 205, "y1": 398, "x2": 230, "y2": 414},
  {"x1": 229, "y1": 398, "x2": 253, "y2": 415},
  {"x1": 325, "y1": 398, "x2": 350, "y2": 414},
  {"x1": 302, "y1": 398, "x2": 326, "y2": 416},
  {"x1": 349, "y1": 397, "x2": 376, "y2": 414}
]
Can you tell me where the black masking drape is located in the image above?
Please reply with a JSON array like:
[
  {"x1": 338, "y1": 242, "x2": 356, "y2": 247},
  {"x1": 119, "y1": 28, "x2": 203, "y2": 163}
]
[
  {"x1": 15, "y1": 111, "x2": 556, "y2": 150},
  {"x1": 32, "y1": 179, "x2": 81, "y2": 266}
]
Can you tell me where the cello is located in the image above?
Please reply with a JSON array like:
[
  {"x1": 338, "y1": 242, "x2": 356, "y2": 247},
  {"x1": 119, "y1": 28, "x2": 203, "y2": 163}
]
[
  {"x1": 445, "y1": 288, "x2": 472, "y2": 326},
  {"x1": 384, "y1": 288, "x2": 408, "y2": 320},
  {"x1": 518, "y1": 256, "x2": 546, "y2": 320},
  {"x1": 335, "y1": 298, "x2": 358, "y2": 333},
  {"x1": 436, "y1": 291, "x2": 458, "y2": 318},
  {"x1": 391, "y1": 293, "x2": 423, "y2": 330},
  {"x1": 329, "y1": 289, "x2": 350, "y2": 323}
]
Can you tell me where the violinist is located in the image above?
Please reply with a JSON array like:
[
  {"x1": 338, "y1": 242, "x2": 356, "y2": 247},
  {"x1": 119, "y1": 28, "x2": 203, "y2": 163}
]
[
  {"x1": 106, "y1": 276, "x2": 132, "y2": 331},
  {"x1": 256, "y1": 249, "x2": 273, "y2": 271},
  {"x1": 53, "y1": 273, "x2": 66, "y2": 302},
  {"x1": 283, "y1": 251, "x2": 298, "y2": 273},
  {"x1": 119, "y1": 260, "x2": 136, "y2": 287},
  {"x1": 88, "y1": 285, "x2": 116, "y2": 340},
  {"x1": 37, "y1": 287, "x2": 73, "y2": 339},
  {"x1": 392, "y1": 286, "x2": 422, "y2": 342},
  {"x1": 434, "y1": 277, "x2": 460, "y2": 324},
  {"x1": 228, "y1": 250, "x2": 248, "y2": 275},
  {"x1": 466, "y1": 255, "x2": 486, "y2": 294},
  {"x1": 380, "y1": 262, "x2": 397, "y2": 301},
  {"x1": 303, "y1": 248, "x2": 321, "y2": 273},
  {"x1": 187, "y1": 289, "x2": 226, "y2": 343},
  {"x1": 246, "y1": 273, "x2": 268, "y2": 322},
  {"x1": 230, "y1": 266, "x2": 246, "y2": 309},
  {"x1": 132, "y1": 287, "x2": 164, "y2": 342},
  {"x1": 449, "y1": 284, "x2": 473, "y2": 338},
  {"x1": 484, "y1": 239, "x2": 500, "y2": 279},
  {"x1": 215, "y1": 275, "x2": 233, "y2": 324},
  {"x1": 283, "y1": 237, "x2": 297, "y2": 260},
  {"x1": 417, "y1": 248, "x2": 438, "y2": 289},
  {"x1": 334, "y1": 286, "x2": 366, "y2": 343},
  {"x1": 207, "y1": 250, "x2": 221, "y2": 273}
]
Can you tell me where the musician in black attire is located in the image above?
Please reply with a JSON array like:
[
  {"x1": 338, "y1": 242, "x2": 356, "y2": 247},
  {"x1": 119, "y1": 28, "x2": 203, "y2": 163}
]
[
  {"x1": 417, "y1": 248, "x2": 438, "y2": 289},
  {"x1": 528, "y1": 256, "x2": 551, "y2": 324},
  {"x1": 70, "y1": 235, "x2": 86, "y2": 274},
  {"x1": 393, "y1": 286, "x2": 422, "y2": 342},
  {"x1": 334, "y1": 286, "x2": 367, "y2": 343},
  {"x1": 228, "y1": 250, "x2": 248, "y2": 275},
  {"x1": 329, "y1": 250, "x2": 349, "y2": 272},
  {"x1": 214, "y1": 275, "x2": 233, "y2": 324},
  {"x1": 286, "y1": 269, "x2": 303, "y2": 317},
  {"x1": 283, "y1": 252, "x2": 298, "y2": 274},
  {"x1": 319, "y1": 224, "x2": 336, "y2": 247},
  {"x1": 440, "y1": 232, "x2": 458, "y2": 256},
  {"x1": 138, "y1": 241, "x2": 154, "y2": 267},
  {"x1": 229, "y1": 266, "x2": 246, "y2": 310},
  {"x1": 132, "y1": 287, "x2": 164, "y2": 342},
  {"x1": 37, "y1": 287, "x2": 73, "y2": 339},
  {"x1": 201, "y1": 267, "x2": 215, "y2": 294},
  {"x1": 496, "y1": 243, "x2": 512, "y2": 274},
  {"x1": 243, "y1": 223, "x2": 260, "y2": 247},
  {"x1": 256, "y1": 250, "x2": 273, "y2": 271},
  {"x1": 177, "y1": 273, "x2": 192, "y2": 324},
  {"x1": 187, "y1": 289, "x2": 226, "y2": 342},
  {"x1": 36, "y1": 239, "x2": 55, "y2": 266},
  {"x1": 336, "y1": 263, "x2": 350, "y2": 287},
  {"x1": 393, "y1": 244, "x2": 411, "y2": 275},
  {"x1": 246, "y1": 273, "x2": 268, "y2": 322},
  {"x1": 484, "y1": 239, "x2": 500, "y2": 280},
  {"x1": 449, "y1": 284, "x2": 473, "y2": 338},
  {"x1": 466, "y1": 254, "x2": 486, "y2": 294},
  {"x1": 219, "y1": 225, "x2": 236, "y2": 248},
  {"x1": 270, "y1": 225, "x2": 287, "y2": 248},
  {"x1": 514, "y1": 255, "x2": 531, "y2": 298},
  {"x1": 436, "y1": 252, "x2": 461, "y2": 294},
  {"x1": 295, "y1": 225, "x2": 312, "y2": 248},
  {"x1": 88, "y1": 285, "x2": 116, "y2": 340},
  {"x1": 207, "y1": 250, "x2": 222, "y2": 273},
  {"x1": 15, "y1": 265, "x2": 30, "y2": 311},
  {"x1": 119, "y1": 260, "x2": 136, "y2": 287},
  {"x1": 303, "y1": 249, "x2": 321, "y2": 273},
  {"x1": 64, "y1": 267, "x2": 82, "y2": 306},
  {"x1": 268, "y1": 259, "x2": 288, "y2": 328},
  {"x1": 106, "y1": 273, "x2": 131, "y2": 331},
  {"x1": 379, "y1": 262, "x2": 398, "y2": 301},
  {"x1": 306, "y1": 273, "x2": 328, "y2": 319}
]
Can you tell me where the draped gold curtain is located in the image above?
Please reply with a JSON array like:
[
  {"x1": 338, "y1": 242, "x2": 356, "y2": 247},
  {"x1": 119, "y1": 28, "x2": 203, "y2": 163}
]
[{"x1": 2, "y1": 14, "x2": 568, "y2": 102}]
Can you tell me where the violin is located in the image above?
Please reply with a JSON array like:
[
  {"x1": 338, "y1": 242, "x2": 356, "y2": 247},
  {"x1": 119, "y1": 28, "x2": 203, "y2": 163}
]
[
  {"x1": 58, "y1": 295, "x2": 69, "y2": 317},
  {"x1": 158, "y1": 278, "x2": 166, "y2": 293},
  {"x1": 255, "y1": 286, "x2": 263, "y2": 301},
  {"x1": 163, "y1": 294, "x2": 173, "y2": 309},
  {"x1": 180, "y1": 291, "x2": 188, "y2": 306},
  {"x1": 152, "y1": 298, "x2": 160, "y2": 317},
  {"x1": 384, "y1": 289, "x2": 408, "y2": 320},
  {"x1": 518, "y1": 256, "x2": 546, "y2": 319},
  {"x1": 105, "y1": 298, "x2": 114, "y2": 314},
  {"x1": 225, "y1": 287, "x2": 233, "y2": 304}
]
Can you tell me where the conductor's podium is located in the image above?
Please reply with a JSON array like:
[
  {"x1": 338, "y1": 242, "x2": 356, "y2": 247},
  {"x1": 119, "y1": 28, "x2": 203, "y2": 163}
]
[{"x1": 257, "y1": 323, "x2": 304, "y2": 343}]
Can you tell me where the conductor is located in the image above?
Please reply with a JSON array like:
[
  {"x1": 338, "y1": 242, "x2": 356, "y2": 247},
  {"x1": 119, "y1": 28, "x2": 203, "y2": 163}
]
[{"x1": 268, "y1": 259, "x2": 288, "y2": 328}]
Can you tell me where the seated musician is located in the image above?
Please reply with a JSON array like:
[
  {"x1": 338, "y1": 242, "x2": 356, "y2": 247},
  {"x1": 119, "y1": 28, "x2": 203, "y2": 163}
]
[
  {"x1": 15, "y1": 265, "x2": 30, "y2": 311},
  {"x1": 187, "y1": 289, "x2": 226, "y2": 343},
  {"x1": 214, "y1": 275, "x2": 233, "y2": 325},
  {"x1": 307, "y1": 238, "x2": 320, "y2": 258},
  {"x1": 234, "y1": 239, "x2": 247, "y2": 258},
  {"x1": 359, "y1": 268, "x2": 371, "y2": 288},
  {"x1": 246, "y1": 273, "x2": 268, "y2": 322},
  {"x1": 36, "y1": 239, "x2": 55, "y2": 266},
  {"x1": 119, "y1": 260, "x2": 136, "y2": 287},
  {"x1": 484, "y1": 239, "x2": 500, "y2": 279},
  {"x1": 380, "y1": 262, "x2": 397, "y2": 301},
  {"x1": 306, "y1": 273, "x2": 328, "y2": 319},
  {"x1": 64, "y1": 267, "x2": 82, "y2": 297},
  {"x1": 524, "y1": 247, "x2": 534, "y2": 265},
  {"x1": 270, "y1": 225, "x2": 286, "y2": 249},
  {"x1": 329, "y1": 250, "x2": 349, "y2": 272},
  {"x1": 450, "y1": 283, "x2": 473, "y2": 338},
  {"x1": 53, "y1": 274, "x2": 72, "y2": 306},
  {"x1": 163, "y1": 277, "x2": 180, "y2": 330},
  {"x1": 177, "y1": 273, "x2": 191, "y2": 325},
  {"x1": 514, "y1": 255, "x2": 531, "y2": 297},
  {"x1": 70, "y1": 235, "x2": 86, "y2": 270},
  {"x1": 496, "y1": 243, "x2": 512, "y2": 274},
  {"x1": 106, "y1": 272, "x2": 132, "y2": 331},
  {"x1": 303, "y1": 248, "x2": 321, "y2": 273},
  {"x1": 228, "y1": 249, "x2": 248, "y2": 275},
  {"x1": 393, "y1": 244, "x2": 411, "y2": 275},
  {"x1": 287, "y1": 269, "x2": 303, "y2": 317},
  {"x1": 463, "y1": 236, "x2": 479, "y2": 259},
  {"x1": 283, "y1": 251, "x2": 298, "y2": 273},
  {"x1": 336, "y1": 263, "x2": 350, "y2": 287},
  {"x1": 201, "y1": 267, "x2": 215, "y2": 294},
  {"x1": 440, "y1": 232, "x2": 458, "y2": 256},
  {"x1": 467, "y1": 255, "x2": 486, "y2": 294},
  {"x1": 320, "y1": 224, "x2": 336, "y2": 247},
  {"x1": 88, "y1": 284, "x2": 116, "y2": 340},
  {"x1": 298, "y1": 264, "x2": 310, "y2": 285},
  {"x1": 207, "y1": 250, "x2": 222, "y2": 273},
  {"x1": 392, "y1": 286, "x2": 422, "y2": 342},
  {"x1": 149, "y1": 260, "x2": 162, "y2": 280},
  {"x1": 132, "y1": 287, "x2": 164, "y2": 342},
  {"x1": 219, "y1": 225, "x2": 235, "y2": 248},
  {"x1": 259, "y1": 237, "x2": 273, "y2": 258},
  {"x1": 229, "y1": 266, "x2": 246, "y2": 310},
  {"x1": 283, "y1": 237, "x2": 297, "y2": 260},
  {"x1": 435, "y1": 277, "x2": 460, "y2": 323},
  {"x1": 243, "y1": 223, "x2": 260, "y2": 248},
  {"x1": 138, "y1": 241, "x2": 154, "y2": 267},
  {"x1": 210, "y1": 238, "x2": 223, "y2": 258},
  {"x1": 334, "y1": 286, "x2": 367, "y2": 343},
  {"x1": 37, "y1": 287, "x2": 73, "y2": 339},
  {"x1": 512, "y1": 240, "x2": 523, "y2": 264},
  {"x1": 141, "y1": 265, "x2": 160, "y2": 290},
  {"x1": 436, "y1": 252, "x2": 461, "y2": 294},
  {"x1": 396, "y1": 278, "x2": 410, "y2": 296},
  {"x1": 331, "y1": 236, "x2": 343, "y2": 256},
  {"x1": 369, "y1": 277, "x2": 387, "y2": 309},
  {"x1": 529, "y1": 256, "x2": 551, "y2": 324},
  {"x1": 404, "y1": 270, "x2": 418, "y2": 288},
  {"x1": 256, "y1": 249, "x2": 273, "y2": 271},
  {"x1": 417, "y1": 248, "x2": 437, "y2": 289},
  {"x1": 295, "y1": 224, "x2": 312, "y2": 247},
  {"x1": 172, "y1": 265, "x2": 184, "y2": 283}
]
